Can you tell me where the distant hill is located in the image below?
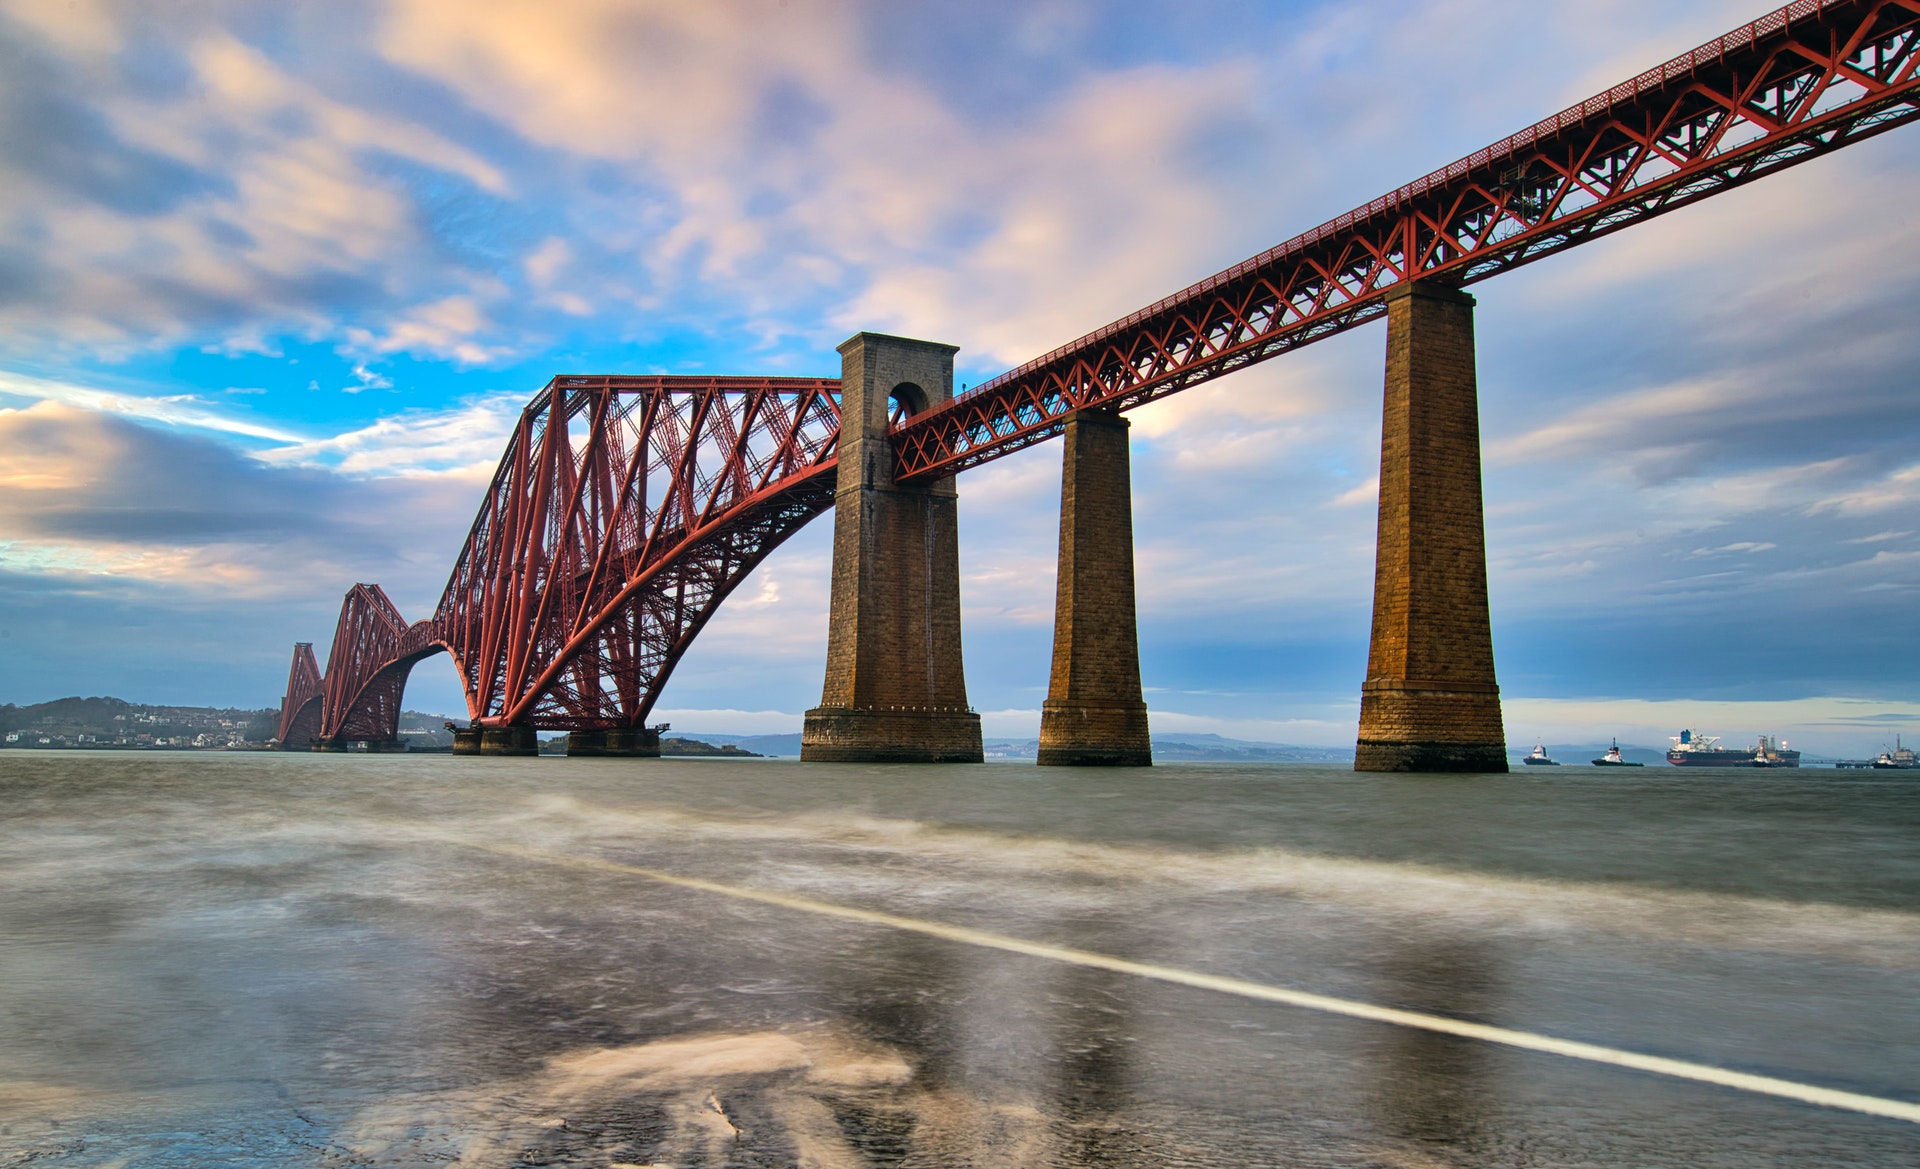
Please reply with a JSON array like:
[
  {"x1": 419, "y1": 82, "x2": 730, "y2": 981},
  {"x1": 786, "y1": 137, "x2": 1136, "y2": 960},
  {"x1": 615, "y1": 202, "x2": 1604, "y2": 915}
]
[
  {"x1": 660, "y1": 736, "x2": 763, "y2": 757},
  {"x1": 0, "y1": 696, "x2": 278, "y2": 748},
  {"x1": 677, "y1": 732, "x2": 804, "y2": 757},
  {"x1": 1148, "y1": 732, "x2": 1354, "y2": 763},
  {"x1": 675, "y1": 730, "x2": 1353, "y2": 762}
]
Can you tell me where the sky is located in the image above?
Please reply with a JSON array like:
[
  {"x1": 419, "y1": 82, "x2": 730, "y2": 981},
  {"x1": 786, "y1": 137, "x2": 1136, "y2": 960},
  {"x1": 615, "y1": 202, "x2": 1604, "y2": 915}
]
[{"x1": 1, "y1": 0, "x2": 1918, "y2": 757}]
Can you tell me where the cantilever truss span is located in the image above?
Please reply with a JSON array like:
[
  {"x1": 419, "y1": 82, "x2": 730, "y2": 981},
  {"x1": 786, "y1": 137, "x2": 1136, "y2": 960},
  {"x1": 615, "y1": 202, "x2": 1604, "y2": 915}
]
[
  {"x1": 280, "y1": 0, "x2": 1919, "y2": 744},
  {"x1": 279, "y1": 378, "x2": 841, "y2": 745}
]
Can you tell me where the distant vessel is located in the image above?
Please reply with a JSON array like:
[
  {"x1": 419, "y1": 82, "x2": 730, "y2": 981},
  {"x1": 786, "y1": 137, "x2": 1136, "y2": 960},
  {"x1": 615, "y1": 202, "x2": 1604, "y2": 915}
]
[
  {"x1": 1592, "y1": 738, "x2": 1643, "y2": 767},
  {"x1": 1523, "y1": 743, "x2": 1560, "y2": 766},
  {"x1": 1666, "y1": 729, "x2": 1800, "y2": 768},
  {"x1": 1873, "y1": 736, "x2": 1916, "y2": 769}
]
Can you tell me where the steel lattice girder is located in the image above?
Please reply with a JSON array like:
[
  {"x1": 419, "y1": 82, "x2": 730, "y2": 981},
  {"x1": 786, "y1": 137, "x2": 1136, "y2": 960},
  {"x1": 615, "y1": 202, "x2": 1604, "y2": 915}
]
[
  {"x1": 282, "y1": 378, "x2": 842, "y2": 737},
  {"x1": 889, "y1": 0, "x2": 1920, "y2": 481},
  {"x1": 275, "y1": 642, "x2": 323, "y2": 746},
  {"x1": 432, "y1": 376, "x2": 842, "y2": 730},
  {"x1": 317, "y1": 583, "x2": 413, "y2": 742}
]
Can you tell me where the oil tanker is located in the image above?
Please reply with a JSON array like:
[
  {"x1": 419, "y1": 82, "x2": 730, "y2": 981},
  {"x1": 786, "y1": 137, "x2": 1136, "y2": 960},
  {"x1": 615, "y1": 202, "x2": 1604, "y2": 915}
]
[{"x1": 1666, "y1": 729, "x2": 1800, "y2": 767}]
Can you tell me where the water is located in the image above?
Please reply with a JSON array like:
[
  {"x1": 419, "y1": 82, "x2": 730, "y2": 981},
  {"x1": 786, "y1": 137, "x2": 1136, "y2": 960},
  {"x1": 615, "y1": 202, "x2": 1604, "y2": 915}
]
[{"x1": 2, "y1": 752, "x2": 1917, "y2": 1167}]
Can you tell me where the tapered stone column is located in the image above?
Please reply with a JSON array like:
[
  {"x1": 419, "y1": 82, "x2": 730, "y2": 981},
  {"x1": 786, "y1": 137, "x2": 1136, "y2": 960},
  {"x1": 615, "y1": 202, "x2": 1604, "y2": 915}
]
[
  {"x1": 801, "y1": 333, "x2": 983, "y2": 763},
  {"x1": 1355, "y1": 283, "x2": 1507, "y2": 772},
  {"x1": 1038, "y1": 410, "x2": 1151, "y2": 766}
]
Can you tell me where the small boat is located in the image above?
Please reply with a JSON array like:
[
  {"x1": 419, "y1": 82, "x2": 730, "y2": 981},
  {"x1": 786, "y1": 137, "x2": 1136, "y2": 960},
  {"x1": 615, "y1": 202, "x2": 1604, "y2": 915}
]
[
  {"x1": 1522, "y1": 743, "x2": 1560, "y2": 766},
  {"x1": 1592, "y1": 738, "x2": 1644, "y2": 767}
]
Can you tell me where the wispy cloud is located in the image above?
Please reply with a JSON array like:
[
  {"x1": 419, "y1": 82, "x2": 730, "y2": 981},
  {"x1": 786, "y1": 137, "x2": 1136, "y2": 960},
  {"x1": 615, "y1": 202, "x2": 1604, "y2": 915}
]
[
  {"x1": 1810, "y1": 464, "x2": 1920, "y2": 516},
  {"x1": 261, "y1": 394, "x2": 525, "y2": 478},
  {"x1": 343, "y1": 364, "x2": 394, "y2": 394},
  {"x1": 0, "y1": 371, "x2": 304, "y2": 444}
]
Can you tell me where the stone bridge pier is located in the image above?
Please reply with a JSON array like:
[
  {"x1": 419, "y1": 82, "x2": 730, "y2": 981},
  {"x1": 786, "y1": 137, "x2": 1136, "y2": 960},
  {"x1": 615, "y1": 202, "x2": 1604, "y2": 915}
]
[
  {"x1": 1038, "y1": 409, "x2": 1152, "y2": 766},
  {"x1": 801, "y1": 333, "x2": 984, "y2": 763},
  {"x1": 1355, "y1": 282, "x2": 1507, "y2": 772}
]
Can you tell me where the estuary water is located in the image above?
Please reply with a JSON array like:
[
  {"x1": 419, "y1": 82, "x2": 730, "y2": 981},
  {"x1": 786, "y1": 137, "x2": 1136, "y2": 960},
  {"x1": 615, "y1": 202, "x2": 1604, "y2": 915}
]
[{"x1": 2, "y1": 751, "x2": 1917, "y2": 1168}]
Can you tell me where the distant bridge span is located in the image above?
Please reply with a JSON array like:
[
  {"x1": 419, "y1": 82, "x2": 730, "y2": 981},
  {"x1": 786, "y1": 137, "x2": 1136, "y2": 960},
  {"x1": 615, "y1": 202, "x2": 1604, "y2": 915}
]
[{"x1": 281, "y1": 0, "x2": 1919, "y2": 750}]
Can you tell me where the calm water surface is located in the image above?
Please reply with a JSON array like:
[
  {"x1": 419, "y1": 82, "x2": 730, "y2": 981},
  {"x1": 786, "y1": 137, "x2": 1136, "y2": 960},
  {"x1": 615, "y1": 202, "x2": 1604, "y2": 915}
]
[{"x1": 2, "y1": 752, "x2": 1917, "y2": 1167}]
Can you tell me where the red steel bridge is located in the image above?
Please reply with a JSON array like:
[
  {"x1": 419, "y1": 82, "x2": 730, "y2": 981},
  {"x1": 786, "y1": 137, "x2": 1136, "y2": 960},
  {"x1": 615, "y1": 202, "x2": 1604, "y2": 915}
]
[{"x1": 281, "y1": 0, "x2": 1920, "y2": 749}]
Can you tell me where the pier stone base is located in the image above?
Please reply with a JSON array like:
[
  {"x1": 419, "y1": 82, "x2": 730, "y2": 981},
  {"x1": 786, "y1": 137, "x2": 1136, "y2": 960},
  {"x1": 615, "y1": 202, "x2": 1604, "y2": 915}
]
[
  {"x1": 801, "y1": 708, "x2": 983, "y2": 763},
  {"x1": 1038, "y1": 410, "x2": 1151, "y2": 767},
  {"x1": 801, "y1": 332, "x2": 983, "y2": 764},
  {"x1": 477, "y1": 726, "x2": 538, "y2": 756},
  {"x1": 565, "y1": 729, "x2": 661, "y2": 757},
  {"x1": 1355, "y1": 283, "x2": 1507, "y2": 773}
]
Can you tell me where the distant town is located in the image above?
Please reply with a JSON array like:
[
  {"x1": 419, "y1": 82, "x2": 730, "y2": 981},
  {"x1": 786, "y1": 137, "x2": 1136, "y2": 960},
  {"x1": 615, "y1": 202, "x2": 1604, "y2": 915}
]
[
  {"x1": 0, "y1": 696, "x2": 279, "y2": 750},
  {"x1": 0, "y1": 696, "x2": 762, "y2": 756}
]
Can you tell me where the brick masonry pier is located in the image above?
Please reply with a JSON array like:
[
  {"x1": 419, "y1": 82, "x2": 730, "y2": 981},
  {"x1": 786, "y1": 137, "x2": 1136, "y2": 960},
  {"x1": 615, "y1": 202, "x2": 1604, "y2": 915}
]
[
  {"x1": 801, "y1": 333, "x2": 983, "y2": 763},
  {"x1": 1038, "y1": 410, "x2": 1152, "y2": 767},
  {"x1": 1355, "y1": 283, "x2": 1507, "y2": 773}
]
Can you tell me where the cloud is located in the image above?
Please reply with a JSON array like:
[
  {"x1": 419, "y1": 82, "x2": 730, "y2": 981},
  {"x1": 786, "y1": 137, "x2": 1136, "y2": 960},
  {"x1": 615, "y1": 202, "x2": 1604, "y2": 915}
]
[
  {"x1": 0, "y1": 401, "x2": 474, "y2": 606},
  {"x1": 1842, "y1": 530, "x2": 1912, "y2": 545},
  {"x1": 1689, "y1": 541, "x2": 1776, "y2": 557},
  {"x1": 1330, "y1": 476, "x2": 1379, "y2": 508},
  {"x1": 261, "y1": 393, "x2": 525, "y2": 478},
  {"x1": 0, "y1": 9, "x2": 518, "y2": 358},
  {"x1": 0, "y1": 369, "x2": 304, "y2": 444},
  {"x1": 344, "y1": 364, "x2": 394, "y2": 394},
  {"x1": 376, "y1": 0, "x2": 1299, "y2": 368},
  {"x1": 343, "y1": 292, "x2": 515, "y2": 365},
  {"x1": 1810, "y1": 464, "x2": 1920, "y2": 516}
]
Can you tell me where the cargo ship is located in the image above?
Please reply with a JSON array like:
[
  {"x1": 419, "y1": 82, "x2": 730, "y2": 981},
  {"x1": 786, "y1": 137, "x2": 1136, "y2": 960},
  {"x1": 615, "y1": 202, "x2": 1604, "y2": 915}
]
[{"x1": 1666, "y1": 728, "x2": 1800, "y2": 767}]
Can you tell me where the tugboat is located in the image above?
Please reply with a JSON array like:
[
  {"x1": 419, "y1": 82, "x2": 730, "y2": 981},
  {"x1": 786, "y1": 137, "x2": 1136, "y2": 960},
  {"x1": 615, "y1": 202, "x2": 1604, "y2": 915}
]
[
  {"x1": 1523, "y1": 743, "x2": 1560, "y2": 766},
  {"x1": 1592, "y1": 738, "x2": 1644, "y2": 767},
  {"x1": 1873, "y1": 736, "x2": 1917, "y2": 769}
]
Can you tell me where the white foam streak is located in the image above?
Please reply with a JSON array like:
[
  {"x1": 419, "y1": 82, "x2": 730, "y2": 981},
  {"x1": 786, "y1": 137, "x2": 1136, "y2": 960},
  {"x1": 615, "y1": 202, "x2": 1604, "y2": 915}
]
[
  {"x1": 484, "y1": 797, "x2": 1920, "y2": 968},
  {"x1": 462, "y1": 839, "x2": 1920, "y2": 1127}
]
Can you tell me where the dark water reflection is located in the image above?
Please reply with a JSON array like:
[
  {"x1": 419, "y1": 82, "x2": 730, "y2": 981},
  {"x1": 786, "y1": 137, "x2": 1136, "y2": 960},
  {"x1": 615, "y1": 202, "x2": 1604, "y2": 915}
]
[
  {"x1": 1, "y1": 753, "x2": 1918, "y2": 1166},
  {"x1": 1372, "y1": 940, "x2": 1501, "y2": 1157}
]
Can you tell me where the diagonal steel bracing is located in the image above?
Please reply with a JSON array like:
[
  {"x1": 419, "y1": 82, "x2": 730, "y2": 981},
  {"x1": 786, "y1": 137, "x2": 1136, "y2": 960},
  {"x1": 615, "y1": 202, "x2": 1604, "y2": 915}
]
[{"x1": 888, "y1": 0, "x2": 1920, "y2": 481}]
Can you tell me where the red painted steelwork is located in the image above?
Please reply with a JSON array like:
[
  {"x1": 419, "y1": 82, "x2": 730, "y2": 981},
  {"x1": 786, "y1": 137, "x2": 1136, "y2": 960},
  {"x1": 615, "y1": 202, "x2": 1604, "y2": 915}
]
[
  {"x1": 890, "y1": 0, "x2": 1920, "y2": 481},
  {"x1": 315, "y1": 583, "x2": 447, "y2": 744},
  {"x1": 439, "y1": 375, "x2": 841, "y2": 729},
  {"x1": 275, "y1": 642, "x2": 323, "y2": 747},
  {"x1": 281, "y1": 377, "x2": 842, "y2": 740}
]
